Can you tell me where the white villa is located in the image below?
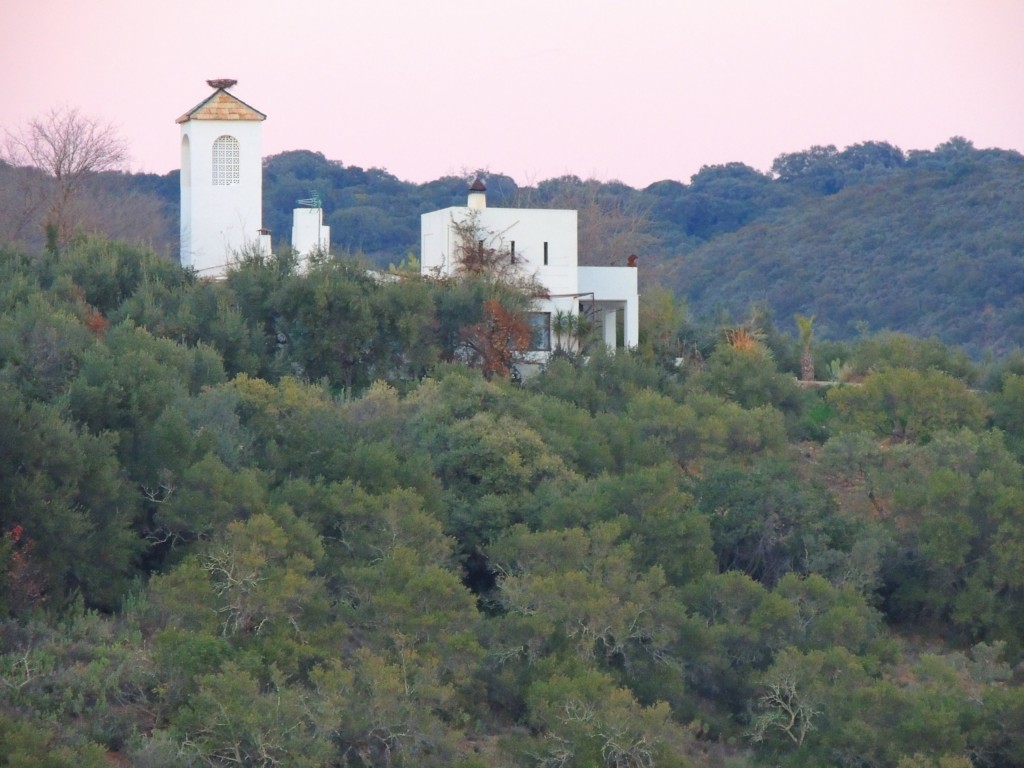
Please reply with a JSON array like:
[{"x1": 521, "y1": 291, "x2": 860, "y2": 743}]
[
  {"x1": 177, "y1": 82, "x2": 640, "y2": 354},
  {"x1": 420, "y1": 180, "x2": 640, "y2": 358}
]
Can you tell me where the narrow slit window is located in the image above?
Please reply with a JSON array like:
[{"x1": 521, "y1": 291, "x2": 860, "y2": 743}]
[
  {"x1": 510, "y1": 240, "x2": 516, "y2": 263},
  {"x1": 212, "y1": 135, "x2": 240, "y2": 186},
  {"x1": 543, "y1": 241, "x2": 549, "y2": 265}
]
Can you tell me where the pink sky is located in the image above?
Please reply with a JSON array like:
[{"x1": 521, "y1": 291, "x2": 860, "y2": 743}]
[{"x1": 2, "y1": 0, "x2": 1022, "y2": 188}]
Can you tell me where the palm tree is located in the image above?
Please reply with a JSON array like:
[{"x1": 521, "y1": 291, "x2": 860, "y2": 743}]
[
  {"x1": 795, "y1": 314, "x2": 815, "y2": 382},
  {"x1": 552, "y1": 307, "x2": 600, "y2": 356},
  {"x1": 552, "y1": 309, "x2": 577, "y2": 354}
]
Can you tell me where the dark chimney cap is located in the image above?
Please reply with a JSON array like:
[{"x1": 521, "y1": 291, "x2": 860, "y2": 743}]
[
  {"x1": 207, "y1": 78, "x2": 238, "y2": 89},
  {"x1": 469, "y1": 178, "x2": 487, "y2": 192}
]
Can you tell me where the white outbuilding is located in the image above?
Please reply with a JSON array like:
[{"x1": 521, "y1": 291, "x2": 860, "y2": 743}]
[
  {"x1": 178, "y1": 80, "x2": 269, "y2": 277},
  {"x1": 291, "y1": 202, "x2": 331, "y2": 267}
]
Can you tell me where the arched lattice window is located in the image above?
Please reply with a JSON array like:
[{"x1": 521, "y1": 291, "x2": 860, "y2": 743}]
[{"x1": 212, "y1": 135, "x2": 240, "y2": 185}]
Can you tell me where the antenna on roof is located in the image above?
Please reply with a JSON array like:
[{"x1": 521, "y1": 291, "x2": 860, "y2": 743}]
[
  {"x1": 297, "y1": 192, "x2": 322, "y2": 208},
  {"x1": 207, "y1": 78, "x2": 238, "y2": 89}
]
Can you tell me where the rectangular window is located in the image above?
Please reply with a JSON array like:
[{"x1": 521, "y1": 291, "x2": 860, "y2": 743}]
[
  {"x1": 543, "y1": 241, "x2": 549, "y2": 265},
  {"x1": 528, "y1": 312, "x2": 551, "y2": 351},
  {"x1": 510, "y1": 240, "x2": 516, "y2": 263}
]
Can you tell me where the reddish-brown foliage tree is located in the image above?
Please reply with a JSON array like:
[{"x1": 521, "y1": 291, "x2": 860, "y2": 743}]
[{"x1": 464, "y1": 299, "x2": 531, "y2": 379}]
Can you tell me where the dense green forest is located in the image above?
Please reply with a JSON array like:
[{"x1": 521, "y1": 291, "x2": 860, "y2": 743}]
[
  {"x1": 4, "y1": 136, "x2": 1022, "y2": 355},
  {"x1": 663, "y1": 141, "x2": 1024, "y2": 355},
  {"x1": 3, "y1": 235, "x2": 1024, "y2": 766}
]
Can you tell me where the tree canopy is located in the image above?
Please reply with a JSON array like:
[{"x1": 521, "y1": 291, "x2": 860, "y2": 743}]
[{"x1": 2, "y1": 234, "x2": 1024, "y2": 766}]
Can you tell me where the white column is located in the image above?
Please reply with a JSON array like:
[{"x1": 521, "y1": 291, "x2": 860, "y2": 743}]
[
  {"x1": 624, "y1": 297, "x2": 639, "y2": 350},
  {"x1": 603, "y1": 306, "x2": 618, "y2": 349}
]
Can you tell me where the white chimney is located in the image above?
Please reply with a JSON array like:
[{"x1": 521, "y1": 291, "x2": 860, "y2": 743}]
[{"x1": 467, "y1": 178, "x2": 487, "y2": 209}]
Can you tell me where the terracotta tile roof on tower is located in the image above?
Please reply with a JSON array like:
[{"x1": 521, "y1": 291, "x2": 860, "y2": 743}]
[{"x1": 176, "y1": 89, "x2": 266, "y2": 124}]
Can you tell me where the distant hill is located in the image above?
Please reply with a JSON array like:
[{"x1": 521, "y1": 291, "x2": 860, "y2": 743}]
[
  {"x1": 659, "y1": 141, "x2": 1024, "y2": 356},
  {"x1": 259, "y1": 150, "x2": 525, "y2": 262},
  {"x1": 3, "y1": 138, "x2": 1022, "y2": 356}
]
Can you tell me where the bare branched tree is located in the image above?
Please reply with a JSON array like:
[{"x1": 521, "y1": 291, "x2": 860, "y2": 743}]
[
  {"x1": 3, "y1": 106, "x2": 129, "y2": 246},
  {"x1": 450, "y1": 209, "x2": 527, "y2": 284}
]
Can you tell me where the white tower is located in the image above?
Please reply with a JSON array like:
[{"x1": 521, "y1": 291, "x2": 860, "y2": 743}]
[{"x1": 178, "y1": 79, "x2": 267, "y2": 277}]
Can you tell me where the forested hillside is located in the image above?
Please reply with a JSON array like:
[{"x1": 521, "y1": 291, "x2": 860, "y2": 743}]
[
  {"x1": 2, "y1": 238, "x2": 1024, "y2": 767},
  {"x1": 667, "y1": 142, "x2": 1024, "y2": 355}
]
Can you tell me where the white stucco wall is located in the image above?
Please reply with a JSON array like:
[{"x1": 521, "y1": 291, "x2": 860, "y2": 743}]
[
  {"x1": 578, "y1": 265, "x2": 637, "y2": 302},
  {"x1": 180, "y1": 118, "x2": 263, "y2": 276},
  {"x1": 420, "y1": 205, "x2": 579, "y2": 296}
]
